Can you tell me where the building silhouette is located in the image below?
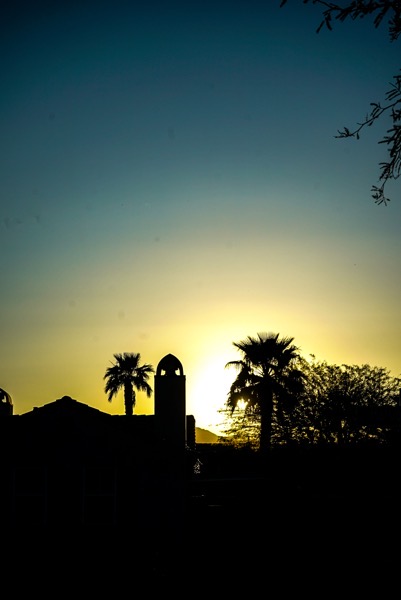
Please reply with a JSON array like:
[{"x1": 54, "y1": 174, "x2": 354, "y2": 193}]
[{"x1": 0, "y1": 354, "x2": 195, "y2": 541}]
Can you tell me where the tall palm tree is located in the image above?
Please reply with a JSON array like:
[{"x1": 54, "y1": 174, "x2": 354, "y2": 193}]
[
  {"x1": 225, "y1": 332, "x2": 306, "y2": 453},
  {"x1": 103, "y1": 352, "x2": 154, "y2": 416}
]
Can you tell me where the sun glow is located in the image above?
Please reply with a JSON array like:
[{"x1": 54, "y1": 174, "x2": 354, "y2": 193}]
[
  {"x1": 236, "y1": 399, "x2": 248, "y2": 411},
  {"x1": 188, "y1": 354, "x2": 236, "y2": 436}
]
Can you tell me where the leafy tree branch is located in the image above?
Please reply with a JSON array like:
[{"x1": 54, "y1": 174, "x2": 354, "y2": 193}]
[{"x1": 280, "y1": 0, "x2": 401, "y2": 205}]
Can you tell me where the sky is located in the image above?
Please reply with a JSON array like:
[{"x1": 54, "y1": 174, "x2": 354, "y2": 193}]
[{"x1": 1, "y1": 0, "x2": 400, "y2": 435}]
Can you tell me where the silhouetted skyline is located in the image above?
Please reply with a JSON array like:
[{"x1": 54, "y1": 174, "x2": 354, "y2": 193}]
[{"x1": 1, "y1": 0, "x2": 400, "y2": 435}]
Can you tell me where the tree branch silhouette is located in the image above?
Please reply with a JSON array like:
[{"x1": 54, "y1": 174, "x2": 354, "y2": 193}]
[{"x1": 280, "y1": 0, "x2": 401, "y2": 205}]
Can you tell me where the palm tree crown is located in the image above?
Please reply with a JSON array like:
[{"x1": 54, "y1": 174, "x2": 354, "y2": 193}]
[
  {"x1": 103, "y1": 352, "x2": 154, "y2": 416},
  {"x1": 225, "y1": 332, "x2": 305, "y2": 451}
]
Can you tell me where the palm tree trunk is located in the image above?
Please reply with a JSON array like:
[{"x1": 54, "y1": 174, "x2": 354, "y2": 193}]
[
  {"x1": 124, "y1": 384, "x2": 134, "y2": 416},
  {"x1": 259, "y1": 395, "x2": 273, "y2": 454}
]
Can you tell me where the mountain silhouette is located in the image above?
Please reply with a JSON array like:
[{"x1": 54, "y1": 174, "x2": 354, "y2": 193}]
[{"x1": 195, "y1": 427, "x2": 219, "y2": 443}]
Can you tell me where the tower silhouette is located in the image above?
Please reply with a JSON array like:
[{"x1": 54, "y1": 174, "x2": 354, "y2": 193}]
[
  {"x1": 0, "y1": 388, "x2": 13, "y2": 416},
  {"x1": 154, "y1": 353, "x2": 186, "y2": 449}
]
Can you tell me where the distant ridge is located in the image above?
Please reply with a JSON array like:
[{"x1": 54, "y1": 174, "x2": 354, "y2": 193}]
[{"x1": 195, "y1": 427, "x2": 219, "y2": 444}]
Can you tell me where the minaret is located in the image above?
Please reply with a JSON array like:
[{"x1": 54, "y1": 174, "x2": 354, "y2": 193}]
[
  {"x1": 154, "y1": 353, "x2": 186, "y2": 449},
  {"x1": 153, "y1": 354, "x2": 186, "y2": 563}
]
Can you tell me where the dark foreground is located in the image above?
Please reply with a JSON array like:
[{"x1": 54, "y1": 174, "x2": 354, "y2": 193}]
[
  {"x1": 4, "y1": 476, "x2": 399, "y2": 593},
  {"x1": 3, "y1": 443, "x2": 401, "y2": 591}
]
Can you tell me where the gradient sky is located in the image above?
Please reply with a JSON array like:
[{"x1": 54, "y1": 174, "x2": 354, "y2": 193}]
[{"x1": 1, "y1": 0, "x2": 400, "y2": 435}]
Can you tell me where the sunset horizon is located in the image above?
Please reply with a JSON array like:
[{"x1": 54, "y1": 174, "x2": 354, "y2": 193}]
[{"x1": 2, "y1": 1, "x2": 400, "y2": 437}]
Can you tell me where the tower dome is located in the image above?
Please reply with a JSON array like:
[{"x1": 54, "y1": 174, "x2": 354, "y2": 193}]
[
  {"x1": 156, "y1": 354, "x2": 184, "y2": 377},
  {"x1": 0, "y1": 388, "x2": 13, "y2": 416}
]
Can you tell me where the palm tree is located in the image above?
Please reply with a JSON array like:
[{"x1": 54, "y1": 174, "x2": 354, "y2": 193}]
[
  {"x1": 225, "y1": 332, "x2": 306, "y2": 453},
  {"x1": 103, "y1": 352, "x2": 154, "y2": 416}
]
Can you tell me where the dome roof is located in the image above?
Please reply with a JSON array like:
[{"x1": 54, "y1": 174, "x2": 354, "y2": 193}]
[
  {"x1": 156, "y1": 354, "x2": 184, "y2": 376},
  {"x1": 0, "y1": 388, "x2": 12, "y2": 405}
]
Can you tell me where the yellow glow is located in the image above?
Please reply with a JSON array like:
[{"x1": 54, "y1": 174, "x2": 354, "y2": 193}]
[
  {"x1": 187, "y1": 353, "x2": 237, "y2": 436},
  {"x1": 236, "y1": 399, "x2": 248, "y2": 411}
]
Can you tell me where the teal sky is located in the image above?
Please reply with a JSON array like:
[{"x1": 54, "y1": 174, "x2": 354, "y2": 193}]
[{"x1": 1, "y1": 0, "x2": 400, "y2": 434}]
